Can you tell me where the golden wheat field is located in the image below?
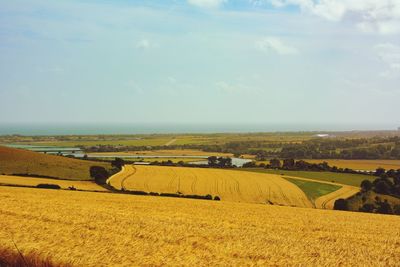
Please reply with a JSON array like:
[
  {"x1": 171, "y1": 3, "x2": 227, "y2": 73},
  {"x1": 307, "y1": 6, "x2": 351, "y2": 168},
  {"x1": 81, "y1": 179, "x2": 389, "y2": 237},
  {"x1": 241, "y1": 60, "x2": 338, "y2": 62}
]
[
  {"x1": 0, "y1": 186, "x2": 399, "y2": 266},
  {"x1": 109, "y1": 165, "x2": 312, "y2": 207},
  {"x1": 0, "y1": 175, "x2": 106, "y2": 191}
]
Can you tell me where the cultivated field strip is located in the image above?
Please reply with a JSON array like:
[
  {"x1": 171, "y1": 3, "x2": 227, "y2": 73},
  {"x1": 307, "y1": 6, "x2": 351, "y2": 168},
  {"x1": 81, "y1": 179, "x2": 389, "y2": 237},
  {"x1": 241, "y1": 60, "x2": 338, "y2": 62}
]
[
  {"x1": 110, "y1": 165, "x2": 313, "y2": 207},
  {"x1": 0, "y1": 187, "x2": 399, "y2": 266},
  {"x1": 0, "y1": 175, "x2": 106, "y2": 191},
  {"x1": 315, "y1": 186, "x2": 360, "y2": 209},
  {"x1": 107, "y1": 166, "x2": 136, "y2": 190}
]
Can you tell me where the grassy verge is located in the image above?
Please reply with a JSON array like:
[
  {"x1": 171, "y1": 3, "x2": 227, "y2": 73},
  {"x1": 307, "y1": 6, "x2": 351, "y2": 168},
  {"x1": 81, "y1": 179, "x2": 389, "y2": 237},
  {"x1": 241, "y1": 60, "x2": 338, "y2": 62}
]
[
  {"x1": 241, "y1": 168, "x2": 373, "y2": 187},
  {"x1": 284, "y1": 177, "x2": 342, "y2": 201}
]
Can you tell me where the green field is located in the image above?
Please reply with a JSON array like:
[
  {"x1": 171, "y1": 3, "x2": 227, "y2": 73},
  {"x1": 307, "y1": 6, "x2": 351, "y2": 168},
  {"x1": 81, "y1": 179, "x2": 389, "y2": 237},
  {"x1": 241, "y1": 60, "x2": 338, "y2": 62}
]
[
  {"x1": 284, "y1": 177, "x2": 342, "y2": 201},
  {"x1": 241, "y1": 168, "x2": 374, "y2": 187}
]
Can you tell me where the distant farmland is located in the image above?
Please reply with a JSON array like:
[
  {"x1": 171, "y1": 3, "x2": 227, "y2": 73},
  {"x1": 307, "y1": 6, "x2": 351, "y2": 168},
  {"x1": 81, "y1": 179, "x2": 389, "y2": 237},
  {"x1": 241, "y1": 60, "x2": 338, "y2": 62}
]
[
  {"x1": 242, "y1": 168, "x2": 373, "y2": 187},
  {"x1": 303, "y1": 159, "x2": 400, "y2": 171},
  {"x1": 109, "y1": 165, "x2": 313, "y2": 207},
  {"x1": 0, "y1": 186, "x2": 399, "y2": 266},
  {"x1": 0, "y1": 146, "x2": 112, "y2": 180}
]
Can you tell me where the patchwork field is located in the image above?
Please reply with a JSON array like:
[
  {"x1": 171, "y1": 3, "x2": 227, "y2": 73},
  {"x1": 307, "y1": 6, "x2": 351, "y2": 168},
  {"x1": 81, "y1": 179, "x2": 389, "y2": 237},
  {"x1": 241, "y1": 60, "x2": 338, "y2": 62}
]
[
  {"x1": 304, "y1": 159, "x2": 400, "y2": 171},
  {"x1": 0, "y1": 175, "x2": 106, "y2": 191},
  {"x1": 243, "y1": 168, "x2": 373, "y2": 187},
  {"x1": 0, "y1": 146, "x2": 112, "y2": 180},
  {"x1": 91, "y1": 149, "x2": 234, "y2": 157},
  {"x1": 283, "y1": 177, "x2": 342, "y2": 201},
  {"x1": 109, "y1": 165, "x2": 313, "y2": 207},
  {"x1": 0, "y1": 186, "x2": 399, "y2": 266}
]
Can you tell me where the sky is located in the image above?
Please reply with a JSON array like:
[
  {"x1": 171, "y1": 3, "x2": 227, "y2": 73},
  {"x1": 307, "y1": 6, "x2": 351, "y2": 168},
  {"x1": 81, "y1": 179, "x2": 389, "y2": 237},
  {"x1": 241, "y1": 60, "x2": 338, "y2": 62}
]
[{"x1": 0, "y1": 0, "x2": 399, "y2": 129}]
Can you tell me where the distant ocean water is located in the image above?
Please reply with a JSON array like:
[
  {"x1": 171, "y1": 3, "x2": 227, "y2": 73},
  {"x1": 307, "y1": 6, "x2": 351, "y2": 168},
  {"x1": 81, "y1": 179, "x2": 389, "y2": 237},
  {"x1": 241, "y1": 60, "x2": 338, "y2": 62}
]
[{"x1": 0, "y1": 123, "x2": 397, "y2": 135}]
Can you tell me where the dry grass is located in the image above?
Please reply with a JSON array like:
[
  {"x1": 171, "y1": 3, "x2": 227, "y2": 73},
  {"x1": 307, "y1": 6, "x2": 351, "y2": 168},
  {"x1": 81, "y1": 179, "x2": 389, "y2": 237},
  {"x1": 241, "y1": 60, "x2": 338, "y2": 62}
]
[
  {"x1": 304, "y1": 159, "x2": 400, "y2": 171},
  {"x1": 0, "y1": 186, "x2": 399, "y2": 266},
  {"x1": 0, "y1": 146, "x2": 111, "y2": 180},
  {"x1": 110, "y1": 165, "x2": 313, "y2": 208},
  {"x1": 0, "y1": 175, "x2": 106, "y2": 192}
]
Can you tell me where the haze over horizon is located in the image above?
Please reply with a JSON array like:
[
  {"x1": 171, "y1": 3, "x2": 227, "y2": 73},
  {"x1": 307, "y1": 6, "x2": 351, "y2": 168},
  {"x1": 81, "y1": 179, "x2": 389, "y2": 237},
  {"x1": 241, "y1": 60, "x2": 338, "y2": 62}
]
[{"x1": 1, "y1": 0, "x2": 399, "y2": 127}]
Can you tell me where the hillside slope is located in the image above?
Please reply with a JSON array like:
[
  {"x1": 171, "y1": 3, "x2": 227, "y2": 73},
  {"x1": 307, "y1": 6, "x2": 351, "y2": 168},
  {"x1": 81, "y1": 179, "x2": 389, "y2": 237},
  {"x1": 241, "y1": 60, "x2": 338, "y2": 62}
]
[
  {"x1": 109, "y1": 165, "x2": 313, "y2": 207},
  {"x1": 0, "y1": 146, "x2": 111, "y2": 180},
  {"x1": 0, "y1": 186, "x2": 399, "y2": 266}
]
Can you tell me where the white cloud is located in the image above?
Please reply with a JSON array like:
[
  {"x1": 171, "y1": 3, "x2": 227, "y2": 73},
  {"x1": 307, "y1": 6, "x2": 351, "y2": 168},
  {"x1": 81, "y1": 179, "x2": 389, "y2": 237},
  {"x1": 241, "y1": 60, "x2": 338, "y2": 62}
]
[
  {"x1": 216, "y1": 81, "x2": 242, "y2": 93},
  {"x1": 187, "y1": 0, "x2": 227, "y2": 8},
  {"x1": 264, "y1": 0, "x2": 400, "y2": 34},
  {"x1": 375, "y1": 43, "x2": 400, "y2": 78},
  {"x1": 135, "y1": 39, "x2": 156, "y2": 49},
  {"x1": 255, "y1": 36, "x2": 298, "y2": 55}
]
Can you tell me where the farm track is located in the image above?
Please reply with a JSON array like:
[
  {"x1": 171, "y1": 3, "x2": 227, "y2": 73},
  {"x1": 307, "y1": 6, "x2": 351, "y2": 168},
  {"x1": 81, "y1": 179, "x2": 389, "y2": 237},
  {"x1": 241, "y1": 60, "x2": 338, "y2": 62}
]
[
  {"x1": 112, "y1": 165, "x2": 313, "y2": 207},
  {"x1": 164, "y1": 138, "x2": 177, "y2": 146}
]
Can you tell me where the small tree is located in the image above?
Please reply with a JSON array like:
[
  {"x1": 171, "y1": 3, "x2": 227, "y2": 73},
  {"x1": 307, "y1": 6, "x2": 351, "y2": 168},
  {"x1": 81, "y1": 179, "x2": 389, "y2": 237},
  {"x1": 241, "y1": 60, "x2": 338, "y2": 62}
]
[
  {"x1": 90, "y1": 166, "x2": 109, "y2": 184},
  {"x1": 111, "y1": 158, "x2": 125, "y2": 170},
  {"x1": 282, "y1": 158, "x2": 295, "y2": 170},
  {"x1": 393, "y1": 205, "x2": 400, "y2": 215},
  {"x1": 333, "y1": 198, "x2": 348, "y2": 211},
  {"x1": 269, "y1": 158, "x2": 281, "y2": 169},
  {"x1": 375, "y1": 167, "x2": 386, "y2": 177},
  {"x1": 374, "y1": 180, "x2": 391, "y2": 195},
  {"x1": 376, "y1": 200, "x2": 393, "y2": 214},
  {"x1": 208, "y1": 156, "x2": 217, "y2": 166},
  {"x1": 360, "y1": 180, "x2": 373, "y2": 192},
  {"x1": 359, "y1": 203, "x2": 375, "y2": 213}
]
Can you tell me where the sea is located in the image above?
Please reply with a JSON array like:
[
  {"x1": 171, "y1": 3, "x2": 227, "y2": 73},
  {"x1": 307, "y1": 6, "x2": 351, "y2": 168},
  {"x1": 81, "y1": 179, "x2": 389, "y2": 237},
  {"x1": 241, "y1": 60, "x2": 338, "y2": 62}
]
[{"x1": 0, "y1": 123, "x2": 397, "y2": 136}]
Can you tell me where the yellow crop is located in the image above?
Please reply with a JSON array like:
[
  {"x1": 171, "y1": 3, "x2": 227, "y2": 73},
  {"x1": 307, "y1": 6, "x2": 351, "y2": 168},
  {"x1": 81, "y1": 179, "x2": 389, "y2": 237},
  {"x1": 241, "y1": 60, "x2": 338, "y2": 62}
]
[
  {"x1": 109, "y1": 165, "x2": 312, "y2": 207},
  {"x1": 0, "y1": 186, "x2": 399, "y2": 266},
  {"x1": 0, "y1": 175, "x2": 106, "y2": 191}
]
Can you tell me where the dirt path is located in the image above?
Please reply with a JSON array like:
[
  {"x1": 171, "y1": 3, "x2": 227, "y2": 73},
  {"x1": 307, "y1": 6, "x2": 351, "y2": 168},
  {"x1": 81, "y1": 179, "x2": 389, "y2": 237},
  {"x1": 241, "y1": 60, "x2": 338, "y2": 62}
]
[{"x1": 164, "y1": 138, "x2": 177, "y2": 146}]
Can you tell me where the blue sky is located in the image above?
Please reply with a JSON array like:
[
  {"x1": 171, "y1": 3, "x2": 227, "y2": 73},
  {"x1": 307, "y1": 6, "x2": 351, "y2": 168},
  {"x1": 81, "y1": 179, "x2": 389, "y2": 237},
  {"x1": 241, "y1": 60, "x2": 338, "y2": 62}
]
[{"x1": 0, "y1": 0, "x2": 399, "y2": 128}]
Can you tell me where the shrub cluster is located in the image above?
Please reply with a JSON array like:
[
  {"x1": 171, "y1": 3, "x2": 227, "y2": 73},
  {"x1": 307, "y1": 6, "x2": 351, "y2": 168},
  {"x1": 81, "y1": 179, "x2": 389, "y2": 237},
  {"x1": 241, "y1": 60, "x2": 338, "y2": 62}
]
[
  {"x1": 120, "y1": 189, "x2": 219, "y2": 201},
  {"x1": 335, "y1": 168, "x2": 400, "y2": 215},
  {"x1": 36, "y1": 184, "x2": 61, "y2": 190}
]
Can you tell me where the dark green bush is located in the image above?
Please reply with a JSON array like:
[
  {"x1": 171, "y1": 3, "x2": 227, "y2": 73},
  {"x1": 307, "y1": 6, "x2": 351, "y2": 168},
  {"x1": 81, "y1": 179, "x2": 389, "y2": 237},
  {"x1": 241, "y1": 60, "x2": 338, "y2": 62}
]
[{"x1": 36, "y1": 184, "x2": 61, "y2": 190}]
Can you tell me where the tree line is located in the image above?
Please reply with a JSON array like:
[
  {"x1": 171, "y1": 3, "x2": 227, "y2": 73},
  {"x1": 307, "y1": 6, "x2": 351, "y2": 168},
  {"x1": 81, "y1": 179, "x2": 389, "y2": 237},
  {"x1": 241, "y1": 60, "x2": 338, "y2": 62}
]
[
  {"x1": 334, "y1": 168, "x2": 400, "y2": 215},
  {"x1": 81, "y1": 136, "x2": 400, "y2": 160}
]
